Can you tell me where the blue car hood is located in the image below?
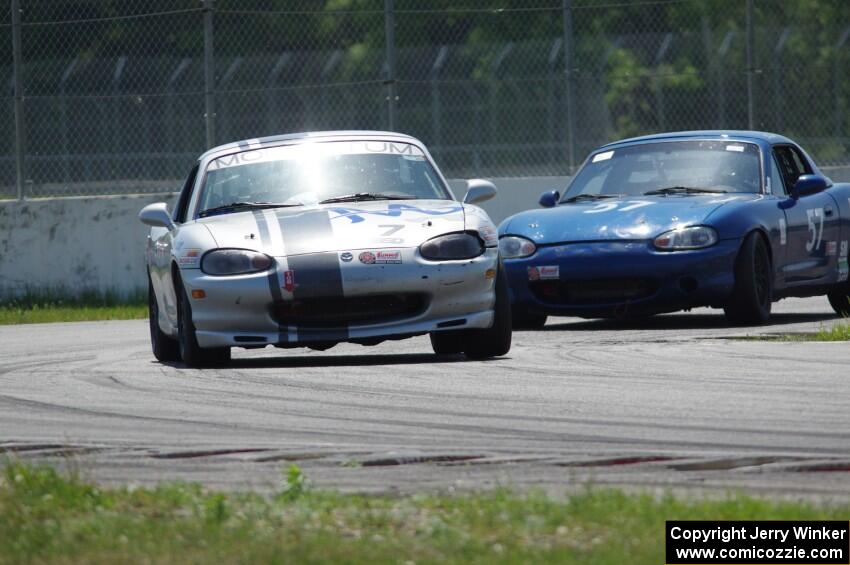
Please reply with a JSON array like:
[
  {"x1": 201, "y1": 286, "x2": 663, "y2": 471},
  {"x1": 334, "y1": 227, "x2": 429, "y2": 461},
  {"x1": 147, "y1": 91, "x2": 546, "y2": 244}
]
[{"x1": 502, "y1": 194, "x2": 757, "y2": 243}]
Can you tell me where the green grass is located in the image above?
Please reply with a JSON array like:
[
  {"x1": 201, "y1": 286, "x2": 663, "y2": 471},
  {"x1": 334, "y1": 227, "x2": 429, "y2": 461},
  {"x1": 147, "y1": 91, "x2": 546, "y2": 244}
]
[
  {"x1": 0, "y1": 290, "x2": 146, "y2": 325},
  {"x1": 729, "y1": 321, "x2": 850, "y2": 342},
  {"x1": 2, "y1": 461, "x2": 848, "y2": 564}
]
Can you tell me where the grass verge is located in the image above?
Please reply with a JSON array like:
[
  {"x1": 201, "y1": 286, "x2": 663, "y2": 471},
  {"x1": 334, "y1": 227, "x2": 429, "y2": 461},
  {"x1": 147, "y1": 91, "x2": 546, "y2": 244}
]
[
  {"x1": 728, "y1": 322, "x2": 850, "y2": 342},
  {"x1": 0, "y1": 290, "x2": 146, "y2": 325},
  {"x1": 2, "y1": 461, "x2": 849, "y2": 564}
]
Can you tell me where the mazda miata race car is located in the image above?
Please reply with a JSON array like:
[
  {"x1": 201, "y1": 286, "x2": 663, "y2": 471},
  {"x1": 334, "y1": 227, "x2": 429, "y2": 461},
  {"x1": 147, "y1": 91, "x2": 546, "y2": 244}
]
[
  {"x1": 140, "y1": 131, "x2": 511, "y2": 366},
  {"x1": 499, "y1": 130, "x2": 850, "y2": 327}
]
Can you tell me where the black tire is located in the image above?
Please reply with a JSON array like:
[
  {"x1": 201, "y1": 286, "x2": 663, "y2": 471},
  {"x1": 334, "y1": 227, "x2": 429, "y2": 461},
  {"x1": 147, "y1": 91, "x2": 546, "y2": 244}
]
[
  {"x1": 462, "y1": 261, "x2": 512, "y2": 359},
  {"x1": 724, "y1": 232, "x2": 772, "y2": 325},
  {"x1": 827, "y1": 286, "x2": 850, "y2": 317},
  {"x1": 176, "y1": 276, "x2": 231, "y2": 368},
  {"x1": 429, "y1": 331, "x2": 466, "y2": 355},
  {"x1": 512, "y1": 309, "x2": 547, "y2": 329},
  {"x1": 148, "y1": 277, "x2": 180, "y2": 363}
]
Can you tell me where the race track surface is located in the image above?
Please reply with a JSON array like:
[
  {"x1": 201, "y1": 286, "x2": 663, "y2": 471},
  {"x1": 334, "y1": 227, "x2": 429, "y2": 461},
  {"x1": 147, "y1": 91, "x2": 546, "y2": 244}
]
[{"x1": 2, "y1": 297, "x2": 849, "y2": 498}]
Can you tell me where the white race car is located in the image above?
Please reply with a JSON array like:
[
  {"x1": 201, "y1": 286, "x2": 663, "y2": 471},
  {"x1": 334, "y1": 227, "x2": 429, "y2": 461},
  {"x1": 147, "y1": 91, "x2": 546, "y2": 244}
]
[{"x1": 140, "y1": 131, "x2": 511, "y2": 366}]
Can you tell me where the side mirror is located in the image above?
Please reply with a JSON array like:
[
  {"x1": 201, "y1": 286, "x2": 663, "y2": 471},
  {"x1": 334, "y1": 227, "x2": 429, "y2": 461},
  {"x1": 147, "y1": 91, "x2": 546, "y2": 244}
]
[
  {"x1": 462, "y1": 179, "x2": 497, "y2": 205},
  {"x1": 139, "y1": 202, "x2": 175, "y2": 230},
  {"x1": 791, "y1": 174, "x2": 829, "y2": 199},
  {"x1": 539, "y1": 190, "x2": 560, "y2": 208}
]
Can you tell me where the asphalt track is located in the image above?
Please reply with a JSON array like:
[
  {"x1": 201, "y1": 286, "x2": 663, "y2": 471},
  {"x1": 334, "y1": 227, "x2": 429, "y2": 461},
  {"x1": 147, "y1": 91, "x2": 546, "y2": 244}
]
[{"x1": 2, "y1": 297, "x2": 849, "y2": 499}]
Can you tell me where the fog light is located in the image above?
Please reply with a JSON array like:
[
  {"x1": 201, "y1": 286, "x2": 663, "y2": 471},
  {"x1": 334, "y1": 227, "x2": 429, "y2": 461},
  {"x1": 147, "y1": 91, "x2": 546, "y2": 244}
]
[{"x1": 191, "y1": 289, "x2": 206, "y2": 299}]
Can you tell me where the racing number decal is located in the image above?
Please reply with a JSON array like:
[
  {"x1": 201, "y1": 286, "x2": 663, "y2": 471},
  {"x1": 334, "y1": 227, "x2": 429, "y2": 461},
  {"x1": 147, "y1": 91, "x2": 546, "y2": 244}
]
[
  {"x1": 375, "y1": 224, "x2": 405, "y2": 244},
  {"x1": 805, "y1": 208, "x2": 824, "y2": 253},
  {"x1": 583, "y1": 201, "x2": 654, "y2": 214}
]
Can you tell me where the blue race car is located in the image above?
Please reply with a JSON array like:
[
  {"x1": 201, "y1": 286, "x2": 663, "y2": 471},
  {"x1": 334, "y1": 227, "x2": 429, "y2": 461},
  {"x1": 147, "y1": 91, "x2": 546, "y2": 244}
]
[{"x1": 498, "y1": 130, "x2": 850, "y2": 327}]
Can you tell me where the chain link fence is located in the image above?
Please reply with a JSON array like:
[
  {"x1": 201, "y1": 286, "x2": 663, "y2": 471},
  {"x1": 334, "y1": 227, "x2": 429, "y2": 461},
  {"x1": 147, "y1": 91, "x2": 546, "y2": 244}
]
[{"x1": 0, "y1": 0, "x2": 848, "y2": 199}]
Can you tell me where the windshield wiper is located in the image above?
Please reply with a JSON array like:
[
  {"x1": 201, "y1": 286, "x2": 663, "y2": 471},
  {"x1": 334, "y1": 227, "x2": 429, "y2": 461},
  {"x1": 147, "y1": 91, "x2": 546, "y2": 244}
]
[
  {"x1": 561, "y1": 194, "x2": 621, "y2": 203},
  {"x1": 643, "y1": 186, "x2": 727, "y2": 196},
  {"x1": 198, "y1": 201, "x2": 303, "y2": 218},
  {"x1": 318, "y1": 192, "x2": 417, "y2": 204}
]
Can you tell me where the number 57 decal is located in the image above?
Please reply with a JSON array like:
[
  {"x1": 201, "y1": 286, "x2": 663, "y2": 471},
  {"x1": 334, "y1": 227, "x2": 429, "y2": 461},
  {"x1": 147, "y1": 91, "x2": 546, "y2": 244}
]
[
  {"x1": 583, "y1": 201, "x2": 654, "y2": 214},
  {"x1": 806, "y1": 208, "x2": 824, "y2": 253}
]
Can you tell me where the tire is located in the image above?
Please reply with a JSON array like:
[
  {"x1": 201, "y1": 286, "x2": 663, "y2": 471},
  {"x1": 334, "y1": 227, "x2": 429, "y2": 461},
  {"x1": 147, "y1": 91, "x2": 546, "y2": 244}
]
[
  {"x1": 429, "y1": 331, "x2": 466, "y2": 355},
  {"x1": 512, "y1": 309, "x2": 547, "y2": 329},
  {"x1": 724, "y1": 232, "x2": 772, "y2": 325},
  {"x1": 827, "y1": 286, "x2": 850, "y2": 317},
  {"x1": 148, "y1": 277, "x2": 180, "y2": 363},
  {"x1": 176, "y1": 276, "x2": 231, "y2": 368},
  {"x1": 462, "y1": 261, "x2": 512, "y2": 359}
]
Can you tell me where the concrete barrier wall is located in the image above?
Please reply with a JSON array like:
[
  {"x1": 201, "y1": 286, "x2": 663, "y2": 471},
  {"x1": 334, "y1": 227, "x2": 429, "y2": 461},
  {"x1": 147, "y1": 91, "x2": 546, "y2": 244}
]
[{"x1": 0, "y1": 177, "x2": 570, "y2": 298}]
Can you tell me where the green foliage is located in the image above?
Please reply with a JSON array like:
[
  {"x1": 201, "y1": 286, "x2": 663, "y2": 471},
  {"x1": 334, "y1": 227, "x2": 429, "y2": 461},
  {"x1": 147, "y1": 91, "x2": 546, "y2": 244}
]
[
  {"x1": 1, "y1": 460, "x2": 848, "y2": 564},
  {"x1": 0, "y1": 289, "x2": 146, "y2": 325}
]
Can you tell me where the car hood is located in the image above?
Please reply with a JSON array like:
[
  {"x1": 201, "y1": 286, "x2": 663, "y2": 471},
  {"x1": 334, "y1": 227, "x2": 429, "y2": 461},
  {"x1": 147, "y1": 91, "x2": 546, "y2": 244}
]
[
  {"x1": 501, "y1": 194, "x2": 758, "y2": 243},
  {"x1": 196, "y1": 199, "x2": 466, "y2": 256}
]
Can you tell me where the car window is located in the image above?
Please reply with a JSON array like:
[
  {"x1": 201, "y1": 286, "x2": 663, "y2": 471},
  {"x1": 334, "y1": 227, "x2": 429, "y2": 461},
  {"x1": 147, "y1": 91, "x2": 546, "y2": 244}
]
[
  {"x1": 564, "y1": 140, "x2": 761, "y2": 200},
  {"x1": 173, "y1": 163, "x2": 199, "y2": 223},
  {"x1": 197, "y1": 141, "x2": 449, "y2": 215},
  {"x1": 769, "y1": 156, "x2": 787, "y2": 196},
  {"x1": 773, "y1": 145, "x2": 812, "y2": 189}
]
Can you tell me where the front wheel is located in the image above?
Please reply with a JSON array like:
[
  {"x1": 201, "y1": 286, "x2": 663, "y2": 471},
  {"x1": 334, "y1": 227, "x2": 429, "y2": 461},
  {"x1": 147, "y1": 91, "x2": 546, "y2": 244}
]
[
  {"x1": 461, "y1": 261, "x2": 512, "y2": 359},
  {"x1": 724, "y1": 232, "x2": 772, "y2": 325},
  {"x1": 148, "y1": 277, "x2": 180, "y2": 362},
  {"x1": 176, "y1": 276, "x2": 231, "y2": 368},
  {"x1": 827, "y1": 286, "x2": 850, "y2": 317}
]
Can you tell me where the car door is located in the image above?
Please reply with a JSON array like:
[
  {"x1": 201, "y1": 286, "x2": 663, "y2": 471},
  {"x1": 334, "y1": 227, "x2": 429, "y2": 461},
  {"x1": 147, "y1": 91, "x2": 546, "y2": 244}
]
[
  {"x1": 150, "y1": 164, "x2": 198, "y2": 329},
  {"x1": 773, "y1": 144, "x2": 839, "y2": 283}
]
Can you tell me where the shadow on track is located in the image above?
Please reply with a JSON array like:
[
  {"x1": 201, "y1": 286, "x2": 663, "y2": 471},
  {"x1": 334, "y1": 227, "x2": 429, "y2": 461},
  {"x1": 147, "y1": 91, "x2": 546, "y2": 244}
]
[
  {"x1": 164, "y1": 352, "x2": 501, "y2": 370},
  {"x1": 535, "y1": 311, "x2": 838, "y2": 332}
]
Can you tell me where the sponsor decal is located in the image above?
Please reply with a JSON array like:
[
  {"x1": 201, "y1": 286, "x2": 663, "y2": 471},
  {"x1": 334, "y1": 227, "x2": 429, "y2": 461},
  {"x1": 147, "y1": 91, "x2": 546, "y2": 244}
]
[
  {"x1": 779, "y1": 218, "x2": 787, "y2": 246},
  {"x1": 375, "y1": 250, "x2": 402, "y2": 264},
  {"x1": 209, "y1": 141, "x2": 426, "y2": 170},
  {"x1": 538, "y1": 265, "x2": 560, "y2": 280},
  {"x1": 527, "y1": 266, "x2": 559, "y2": 282},
  {"x1": 826, "y1": 241, "x2": 838, "y2": 256},
  {"x1": 340, "y1": 252, "x2": 353, "y2": 262},
  {"x1": 359, "y1": 250, "x2": 402, "y2": 264},
  {"x1": 177, "y1": 248, "x2": 201, "y2": 266},
  {"x1": 725, "y1": 143, "x2": 745, "y2": 152},
  {"x1": 839, "y1": 259, "x2": 849, "y2": 282},
  {"x1": 841, "y1": 241, "x2": 848, "y2": 258},
  {"x1": 283, "y1": 270, "x2": 296, "y2": 292}
]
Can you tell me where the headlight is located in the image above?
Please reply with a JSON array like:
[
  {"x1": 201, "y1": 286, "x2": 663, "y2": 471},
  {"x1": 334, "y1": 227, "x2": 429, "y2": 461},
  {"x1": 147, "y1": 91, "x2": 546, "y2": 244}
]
[
  {"x1": 653, "y1": 226, "x2": 718, "y2": 250},
  {"x1": 499, "y1": 236, "x2": 536, "y2": 258},
  {"x1": 201, "y1": 249, "x2": 274, "y2": 275},
  {"x1": 419, "y1": 232, "x2": 484, "y2": 260}
]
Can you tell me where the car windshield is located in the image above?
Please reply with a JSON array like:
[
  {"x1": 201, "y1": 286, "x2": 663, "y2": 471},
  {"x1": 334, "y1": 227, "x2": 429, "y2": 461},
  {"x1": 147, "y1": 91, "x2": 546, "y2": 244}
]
[
  {"x1": 562, "y1": 140, "x2": 762, "y2": 201},
  {"x1": 197, "y1": 140, "x2": 449, "y2": 215}
]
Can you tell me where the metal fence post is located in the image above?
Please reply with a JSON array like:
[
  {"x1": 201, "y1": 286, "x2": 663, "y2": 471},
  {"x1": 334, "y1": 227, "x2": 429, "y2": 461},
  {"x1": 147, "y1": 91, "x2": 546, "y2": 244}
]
[
  {"x1": 384, "y1": 0, "x2": 397, "y2": 131},
  {"x1": 203, "y1": 0, "x2": 216, "y2": 148},
  {"x1": 562, "y1": 0, "x2": 576, "y2": 173},
  {"x1": 745, "y1": 0, "x2": 755, "y2": 130},
  {"x1": 11, "y1": 0, "x2": 25, "y2": 200}
]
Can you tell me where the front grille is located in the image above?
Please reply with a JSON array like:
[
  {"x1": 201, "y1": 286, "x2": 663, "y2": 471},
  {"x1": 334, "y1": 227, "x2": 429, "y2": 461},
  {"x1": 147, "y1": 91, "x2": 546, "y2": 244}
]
[
  {"x1": 271, "y1": 293, "x2": 427, "y2": 328},
  {"x1": 531, "y1": 278, "x2": 658, "y2": 305}
]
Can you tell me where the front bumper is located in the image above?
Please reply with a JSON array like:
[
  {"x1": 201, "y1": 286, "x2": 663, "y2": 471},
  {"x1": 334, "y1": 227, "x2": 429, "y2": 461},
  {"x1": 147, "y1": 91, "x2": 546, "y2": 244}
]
[
  {"x1": 181, "y1": 247, "x2": 498, "y2": 348},
  {"x1": 504, "y1": 239, "x2": 741, "y2": 318}
]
